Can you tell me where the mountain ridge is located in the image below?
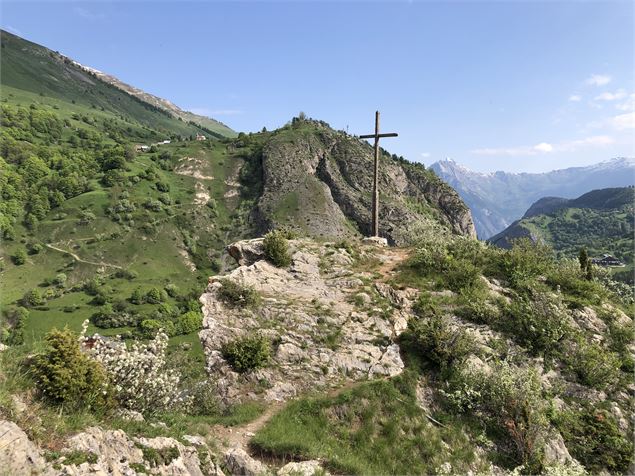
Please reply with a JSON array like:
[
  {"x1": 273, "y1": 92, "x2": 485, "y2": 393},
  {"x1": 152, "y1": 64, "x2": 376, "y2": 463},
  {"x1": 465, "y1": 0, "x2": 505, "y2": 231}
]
[{"x1": 430, "y1": 157, "x2": 635, "y2": 238}]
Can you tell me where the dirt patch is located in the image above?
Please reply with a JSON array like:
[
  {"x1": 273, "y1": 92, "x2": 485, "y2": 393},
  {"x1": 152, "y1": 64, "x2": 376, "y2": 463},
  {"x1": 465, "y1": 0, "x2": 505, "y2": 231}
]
[{"x1": 175, "y1": 157, "x2": 214, "y2": 180}]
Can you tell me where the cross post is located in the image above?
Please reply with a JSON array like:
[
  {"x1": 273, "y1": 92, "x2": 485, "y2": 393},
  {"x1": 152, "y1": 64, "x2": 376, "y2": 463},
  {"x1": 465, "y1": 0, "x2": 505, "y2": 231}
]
[{"x1": 359, "y1": 111, "x2": 398, "y2": 237}]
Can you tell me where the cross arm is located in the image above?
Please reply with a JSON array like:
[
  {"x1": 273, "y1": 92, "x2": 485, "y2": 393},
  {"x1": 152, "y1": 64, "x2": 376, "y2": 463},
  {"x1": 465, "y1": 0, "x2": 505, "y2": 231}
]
[{"x1": 358, "y1": 133, "x2": 399, "y2": 139}]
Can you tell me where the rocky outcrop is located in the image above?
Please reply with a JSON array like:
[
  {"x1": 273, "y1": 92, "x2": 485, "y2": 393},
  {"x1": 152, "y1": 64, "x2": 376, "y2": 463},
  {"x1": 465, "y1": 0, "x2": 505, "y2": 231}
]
[
  {"x1": 0, "y1": 420, "x2": 53, "y2": 476},
  {"x1": 0, "y1": 421, "x2": 219, "y2": 476},
  {"x1": 252, "y1": 121, "x2": 475, "y2": 245},
  {"x1": 200, "y1": 239, "x2": 407, "y2": 403}
]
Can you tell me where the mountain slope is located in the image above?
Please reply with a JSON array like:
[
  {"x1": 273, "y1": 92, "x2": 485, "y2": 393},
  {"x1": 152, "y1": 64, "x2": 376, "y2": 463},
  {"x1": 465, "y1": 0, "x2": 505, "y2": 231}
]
[
  {"x1": 430, "y1": 158, "x2": 635, "y2": 239},
  {"x1": 251, "y1": 119, "x2": 476, "y2": 244},
  {"x1": 489, "y1": 188, "x2": 634, "y2": 277},
  {"x1": 0, "y1": 30, "x2": 234, "y2": 139}
]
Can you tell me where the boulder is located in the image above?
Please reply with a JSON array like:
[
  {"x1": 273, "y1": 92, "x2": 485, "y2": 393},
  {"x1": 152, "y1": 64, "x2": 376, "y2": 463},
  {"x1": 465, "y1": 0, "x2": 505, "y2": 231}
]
[
  {"x1": 278, "y1": 460, "x2": 328, "y2": 476},
  {"x1": 224, "y1": 447, "x2": 269, "y2": 476},
  {"x1": 0, "y1": 420, "x2": 52, "y2": 476},
  {"x1": 227, "y1": 239, "x2": 265, "y2": 266}
]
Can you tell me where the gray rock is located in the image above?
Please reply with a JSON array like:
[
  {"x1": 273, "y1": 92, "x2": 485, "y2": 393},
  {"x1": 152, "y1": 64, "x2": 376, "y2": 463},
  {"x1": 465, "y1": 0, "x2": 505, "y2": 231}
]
[
  {"x1": 0, "y1": 420, "x2": 53, "y2": 476},
  {"x1": 224, "y1": 447, "x2": 269, "y2": 476},
  {"x1": 362, "y1": 236, "x2": 388, "y2": 247},
  {"x1": 227, "y1": 239, "x2": 265, "y2": 266},
  {"x1": 278, "y1": 460, "x2": 328, "y2": 476}
]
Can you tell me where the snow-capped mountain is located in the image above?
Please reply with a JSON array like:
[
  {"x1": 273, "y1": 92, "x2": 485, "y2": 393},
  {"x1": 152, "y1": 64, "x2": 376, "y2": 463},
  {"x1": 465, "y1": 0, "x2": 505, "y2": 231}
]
[{"x1": 430, "y1": 158, "x2": 635, "y2": 239}]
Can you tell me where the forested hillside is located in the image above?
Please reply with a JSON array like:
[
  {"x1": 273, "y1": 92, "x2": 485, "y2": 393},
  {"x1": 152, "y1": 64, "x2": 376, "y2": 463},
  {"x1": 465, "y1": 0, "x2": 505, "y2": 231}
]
[{"x1": 489, "y1": 188, "x2": 634, "y2": 283}]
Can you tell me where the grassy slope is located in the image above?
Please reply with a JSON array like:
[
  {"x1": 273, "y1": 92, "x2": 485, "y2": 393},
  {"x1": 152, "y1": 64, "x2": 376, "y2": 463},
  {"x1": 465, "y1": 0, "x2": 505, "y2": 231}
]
[{"x1": 0, "y1": 30, "x2": 233, "y2": 139}]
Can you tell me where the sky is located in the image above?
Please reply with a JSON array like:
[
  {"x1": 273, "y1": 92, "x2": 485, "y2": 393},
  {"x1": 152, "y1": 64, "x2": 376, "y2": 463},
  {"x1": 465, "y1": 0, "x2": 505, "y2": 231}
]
[{"x1": 2, "y1": 0, "x2": 634, "y2": 173}]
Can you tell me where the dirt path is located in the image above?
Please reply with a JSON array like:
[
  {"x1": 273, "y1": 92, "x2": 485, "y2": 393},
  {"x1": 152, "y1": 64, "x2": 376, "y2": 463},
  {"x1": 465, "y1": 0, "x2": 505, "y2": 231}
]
[
  {"x1": 45, "y1": 243, "x2": 123, "y2": 269},
  {"x1": 376, "y1": 247, "x2": 410, "y2": 281}
]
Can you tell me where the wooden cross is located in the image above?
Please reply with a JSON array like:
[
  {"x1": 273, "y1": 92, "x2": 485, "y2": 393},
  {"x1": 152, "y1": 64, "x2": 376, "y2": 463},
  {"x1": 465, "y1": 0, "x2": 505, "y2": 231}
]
[{"x1": 359, "y1": 111, "x2": 398, "y2": 237}]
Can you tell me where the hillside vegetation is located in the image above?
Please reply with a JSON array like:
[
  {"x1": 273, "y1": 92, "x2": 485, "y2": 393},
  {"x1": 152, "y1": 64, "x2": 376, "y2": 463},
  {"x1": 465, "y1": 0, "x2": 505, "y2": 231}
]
[
  {"x1": 489, "y1": 187, "x2": 634, "y2": 283},
  {"x1": 1, "y1": 30, "x2": 633, "y2": 476}
]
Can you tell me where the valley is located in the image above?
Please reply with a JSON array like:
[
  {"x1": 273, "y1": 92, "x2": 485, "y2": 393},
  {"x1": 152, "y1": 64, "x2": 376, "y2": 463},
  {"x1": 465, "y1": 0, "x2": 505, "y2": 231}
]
[{"x1": 1, "y1": 27, "x2": 634, "y2": 476}]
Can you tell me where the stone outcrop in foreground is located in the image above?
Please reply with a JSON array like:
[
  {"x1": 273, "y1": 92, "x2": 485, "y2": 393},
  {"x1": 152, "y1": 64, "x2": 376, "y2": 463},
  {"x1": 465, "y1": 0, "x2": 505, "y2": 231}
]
[{"x1": 200, "y1": 238, "x2": 411, "y2": 403}]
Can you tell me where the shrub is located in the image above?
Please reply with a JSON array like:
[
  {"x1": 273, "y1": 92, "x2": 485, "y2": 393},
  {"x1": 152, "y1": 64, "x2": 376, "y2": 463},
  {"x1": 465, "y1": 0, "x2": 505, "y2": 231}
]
[
  {"x1": 28, "y1": 243, "x2": 43, "y2": 255},
  {"x1": 404, "y1": 315, "x2": 476, "y2": 370},
  {"x1": 221, "y1": 335, "x2": 271, "y2": 373},
  {"x1": 263, "y1": 230, "x2": 292, "y2": 267},
  {"x1": 164, "y1": 283, "x2": 179, "y2": 298},
  {"x1": 2, "y1": 306, "x2": 28, "y2": 345},
  {"x1": 91, "y1": 304, "x2": 137, "y2": 329},
  {"x1": 501, "y1": 239, "x2": 554, "y2": 289},
  {"x1": 450, "y1": 361, "x2": 548, "y2": 471},
  {"x1": 21, "y1": 288, "x2": 45, "y2": 307},
  {"x1": 554, "y1": 406, "x2": 633, "y2": 474},
  {"x1": 138, "y1": 319, "x2": 175, "y2": 338},
  {"x1": 217, "y1": 279, "x2": 260, "y2": 308},
  {"x1": 504, "y1": 291, "x2": 569, "y2": 358},
  {"x1": 53, "y1": 273, "x2": 67, "y2": 287},
  {"x1": 12, "y1": 248, "x2": 27, "y2": 265},
  {"x1": 33, "y1": 328, "x2": 112, "y2": 411},
  {"x1": 175, "y1": 311, "x2": 203, "y2": 335},
  {"x1": 145, "y1": 287, "x2": 167, "y2": 304},
  {"x1": 566, "y1": 337, "x2": 621, "y2": 390},
  {"x1": 85, "y1": 326, "x2": 185, "y2": 414},
  {"x1": 444, "y1": 259, "x2": 482, "y2": 292}
]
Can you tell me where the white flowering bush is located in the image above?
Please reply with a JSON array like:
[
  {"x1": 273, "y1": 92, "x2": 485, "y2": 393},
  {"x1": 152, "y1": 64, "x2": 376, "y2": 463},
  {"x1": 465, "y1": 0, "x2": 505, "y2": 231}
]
[{"x1": 80, "y1": 320, "x2": 185, "y2": 414}]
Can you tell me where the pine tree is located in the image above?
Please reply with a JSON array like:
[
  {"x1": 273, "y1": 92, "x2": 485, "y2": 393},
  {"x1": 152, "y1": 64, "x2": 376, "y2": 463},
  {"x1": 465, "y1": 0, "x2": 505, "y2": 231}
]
[{"x1": 578, "y1": 248, "x2": 588, "y2": 272}]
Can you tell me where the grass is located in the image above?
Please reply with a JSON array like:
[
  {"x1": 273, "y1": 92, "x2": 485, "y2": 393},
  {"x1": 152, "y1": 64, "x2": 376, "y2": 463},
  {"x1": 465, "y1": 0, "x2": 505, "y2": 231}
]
[{"x1": 252, "y1": 373, "x2": 486, "y2": 475}]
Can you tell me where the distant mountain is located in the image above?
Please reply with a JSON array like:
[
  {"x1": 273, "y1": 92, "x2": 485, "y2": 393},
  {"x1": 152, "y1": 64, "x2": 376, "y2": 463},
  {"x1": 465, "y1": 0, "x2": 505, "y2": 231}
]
[
  {"x1": 0, "y1": 30, "x2": 235, "y2": 138},
  {"x1": 430, "y1": 158, "x2": 635, "y2": 239},
  {"x1": 489, "y1": 187, "x2": 634, "y2": 281}
]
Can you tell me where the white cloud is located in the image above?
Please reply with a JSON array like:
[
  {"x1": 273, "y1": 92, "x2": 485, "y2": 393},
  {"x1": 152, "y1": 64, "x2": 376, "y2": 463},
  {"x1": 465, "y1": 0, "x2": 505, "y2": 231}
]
[
  {"x1": 471, "y1": 135, "x2": 614, "y2": 156},
  {"x1": 420, "y1": 152, "x2": 431, "y2": 158},
  {"x1": 533, "y1": 142, "x2": 553, "y2": 153},
  {"x1": 594, "y1": 89, "x2": 627, "y2": 101},
  {"x1": 585, "y1": 74, "x2": 612, "y2": 86},
  {"x1": 568, "y1": 95, "x2": 581, "y2": 102},
  {"x1": 611, "y1": 112, "x2": 635, "y2": 131}
]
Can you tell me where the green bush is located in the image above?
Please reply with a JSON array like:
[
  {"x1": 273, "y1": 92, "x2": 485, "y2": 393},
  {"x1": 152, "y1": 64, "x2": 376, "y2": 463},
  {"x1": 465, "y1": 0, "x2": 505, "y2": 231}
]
[
  {"x1": 501, "y1": 239, "x2": 554, "y2": 289},
  {"x1": 145, "y1": 287, "x2": 167, "y2": 304},
  {"x1": 221, "y1": 335, "x2": 271, "y2": 373},
  {"x1": 32, "y1": 328, "x2": 113, "y2": 411},
  {"x1": 263, "y1": 230, "x2": 292, "y2": 267},
  {"x1": 138, "y1": 319, "x2": 175, "y2": 338},
  {"x1": 217, "y1": 279, "x2": 260, "y2": 308},
  {"x1": 21, "y1": 288, "x2": 45, "y2": 307},
  {"x1": 566, "y1": 337, "x2": 621, "y2": 390},
  {"x1": 403, "y1": 315, "x2": 476, "y2": 370},
  {"x1": 503, "y1": 291, "x2": 569, "y2": 358},
  {"x1": 175, "y1": 311, "x2": 203, "y2": 335},
  {"x1": 444, "y1": 259, "x2": 483, "y2": 292},
  {"x1": 555, "y1": 407, "x2": 633, "y2": 474},
  {"x1": 12, "y1": 248, "x2": 27, "y2": 265}
]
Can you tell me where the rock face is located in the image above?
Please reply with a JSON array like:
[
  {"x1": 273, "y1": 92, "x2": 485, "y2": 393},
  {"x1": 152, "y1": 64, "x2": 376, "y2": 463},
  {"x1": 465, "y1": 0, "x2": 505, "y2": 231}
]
[
  {"x1": 0, "y1": 421, "x2": 217, "y2": 476},
  {"x1": 0, "y1": 420, "x2": 53, "y2": 476},
  {"x1": 252, "y1": 121, "x2": 475, "y2": 245},
  {"x1": 200, "y1": 239, "x2": 408, "y2": 403}
]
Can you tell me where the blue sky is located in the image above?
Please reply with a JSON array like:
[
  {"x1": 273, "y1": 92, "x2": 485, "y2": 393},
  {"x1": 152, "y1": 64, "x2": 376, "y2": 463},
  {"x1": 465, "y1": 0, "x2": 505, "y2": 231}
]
[{"x1": 2, "y1": 1, "x2": 634, "y2": 172}]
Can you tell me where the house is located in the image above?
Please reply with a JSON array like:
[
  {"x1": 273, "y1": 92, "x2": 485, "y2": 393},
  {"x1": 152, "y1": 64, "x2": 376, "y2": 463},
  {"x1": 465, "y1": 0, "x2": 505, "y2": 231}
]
[
  {"x1": 591, "y1": 254, "x2": 624, "y2": 267},
  {"x1": 135, "y1": 144, "x2": 150, "y2": 152},
  {"x1": 196, "y1": 133, "x2": 206, "y2": 141}
]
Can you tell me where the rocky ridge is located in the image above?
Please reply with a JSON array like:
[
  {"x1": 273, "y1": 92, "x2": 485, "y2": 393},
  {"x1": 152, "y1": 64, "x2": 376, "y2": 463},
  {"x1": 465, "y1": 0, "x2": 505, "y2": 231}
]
[
  {"x1": 253, "y1": 121, "x2": 476, "y2": 244},
  {"x1": 200, "y1": 238, "x2": 411, "y2": 403}
]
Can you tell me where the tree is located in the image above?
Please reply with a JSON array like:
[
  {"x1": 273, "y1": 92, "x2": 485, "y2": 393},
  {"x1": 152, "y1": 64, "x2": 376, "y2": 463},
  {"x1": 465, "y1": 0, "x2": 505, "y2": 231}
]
[{"x1": 578, "y1": 248, "x2": 589, "y2": 272}]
